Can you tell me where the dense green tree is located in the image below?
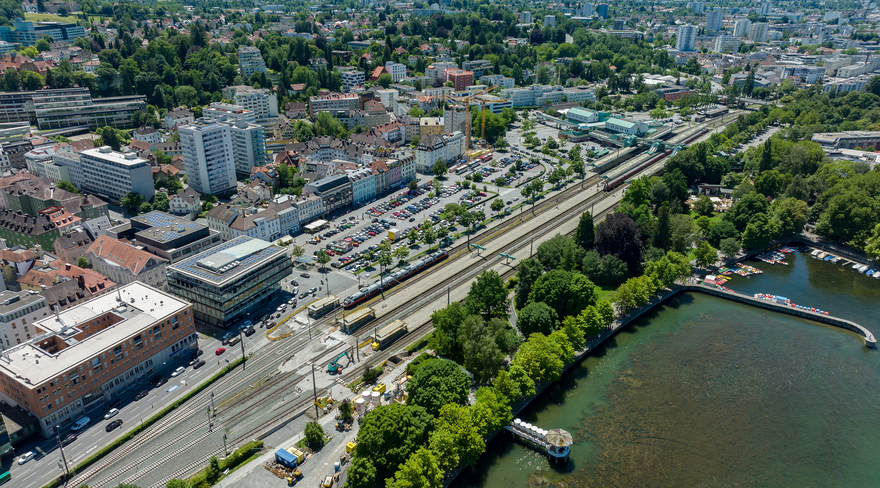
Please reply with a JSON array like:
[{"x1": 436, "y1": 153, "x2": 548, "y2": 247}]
[
  {"x1": 693, "y1": 240, "x2": 718, "y2": 269},
  {"x1": 770, "y1": 197, "x2": 809, "y2": 236},
  {"x1": 511, "y1": 332, "x2": 565, "y2": 383},
  {"x1": 741, "y1": 213, "x2": 780, "y2": 249},
  {"x1": 692, "y1": 195, "x2": 714, "y2": 217},
  {"x1": 594, "y1": 213, "x2": 642, "y2": 274},
  {"x1": 517, "y1": 301, "x2": 558, "y2": 337},
  {"x1": 528, "y1": 269, "x2": 596, "y2": 317},
  {"x1": 432, "y1": 159, "x2": 448, "y2": 177},
  {"x1": 304, "y1": 421, "x2": 324, "y2": 449},
  {"x1": 515, "y1": 258, "x2": 544, "y2": 309},
  {"x1": 864, "y1": 223, "x2": 880, "y2": 259},
  {"x1": 644, "y1": 251, "x2": 691, "y2": 289},
  {"x1": 720, "y1": 238, "x2": 741, "y2": 259},
  {"x1": 428, "y1": 403, "x2": 485, "y2": 469},
  {"x1": 471, "y1": 387, "x2": 512, "y2": 433},
  {"x1": 574, "y1": 211, "x2": 595, "y2": 250},
  {"x1": 466, "y1": 270, "x2": 507, "y2": 316},
  {"x1": 815, "y1": 190, "x2": 880, "y2": 247},
  {"x1": 386, "y1": 448, "x2": 444, "y2": 488},
  {"x1": 56, "y1": 180, "x2": 79, "y2": 194},
  {"x1": 407, "y1": 359, "x2": 470, "y2": 417},
  {"x1": 121, "y1": 192, "x2": 144, "y2": 213},
  {"x1": 536, "y1": 234, "x2": 583, "y2": 271},
  {"x1": 725, "y1": 191, "x2": 770, "y2": 232},
  {"x1": 493, "y1": 364, "x2": 535, "y2": 402}
]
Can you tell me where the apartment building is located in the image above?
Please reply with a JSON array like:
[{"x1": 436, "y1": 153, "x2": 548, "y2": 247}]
[
  {"x1": 206, "y1": 198, "x2": 301, "y2": 242},
  {"x1": 715, "y1": 35, "x2": 741, "y2": 53},
  {"x1": 76, "y1": 147, "x2": 155, "y2": 203},
  {"x1": 426, "y1": 62, "x2": 458, "y2": 83},
  {"x1": 0, "y1": 282, "x2": 196, "y2": 436},
  {"x1": 446, "y1": 69, "x2": 474, "y2": 91},
  {"x1": 676, "y1": 25, "x2": 697, "y2": 51},
  {"x1": 179, "y1": 119, "x2": 237, "y2": 196},
  {"x1": 415, "y1": 131, "x2": 465, "y2": 172},
  {"x1": 0, "y1": 88, "x2": 145, "y2": 130},
  {"x1": 706, "y1": 10, "x2": 723, "y2": 32},
  {"x1": 233, "y1": 88, "x2": 279, "y2": 124},
  {"x1": 238, "y1": 45, "x2": 268, "y2": 77},
  {"x1": 86, "y1": 236, "x2": 169, "y2": 289},
  {"x1": 733, "y1": 19, "x2": 751, "y2": 37},
  {"x1": 750, "y1": 23, "x2": 769, "y2": 43},
  {"x1": 202, "y1": 103, "x2": 256, "y2": 124},
  {"x1": 341, "y1": 70, "x2": 366, "y2": 92},
  {"x1": 347, "y1": 167, "x2": 375, "y2": 205},
  {"x1": 130, "y1": 211, "x2": 222, "y2": 264},
  {"x1": 308, "y1": 92, "x2": 359, "y2": 117},
  {"x1": 0, "y1": 18, "x2": 86, "y2": 45},
  {"x1": 0, "y1": 290, "x2": 49, "y2": 350}
]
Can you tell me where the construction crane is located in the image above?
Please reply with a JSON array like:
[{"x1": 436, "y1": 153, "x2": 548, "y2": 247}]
[{"x1": 461, "y1": 86, "x2": 494, "y2": 150}]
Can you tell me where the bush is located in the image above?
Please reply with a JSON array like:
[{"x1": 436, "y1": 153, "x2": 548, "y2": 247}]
[{"x1": 405, "y1": 352, "x2": 435, "y2": 376}]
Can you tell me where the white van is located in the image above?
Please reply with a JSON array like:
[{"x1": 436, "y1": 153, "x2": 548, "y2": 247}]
[{"x1": 71, "y1": 416, "x2": 90, "y2": 431}]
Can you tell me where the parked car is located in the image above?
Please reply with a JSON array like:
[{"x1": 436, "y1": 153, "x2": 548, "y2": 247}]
[
  {"x1": 193, "y1": 359, "x2": 206, "y2": 369},
  {"x1": 135, "y1": 390, "x2": 149, "y2": 401},
  {"x1": 104, "y1": 408, "x2": 119, "y2": 420},
  {"x1": 244, "y1": 327, "x2": 256, "y2": 337},
  {"x1": 215, "y1": 347, "x2": 226, "y2": 355},
  {"x1": 193, "y1": 349, "x2": 204, "y2": 357},
  {"x1": 71, "y1": 417, "x2": 90, "y2": 431},
  {"x1": 105, "y1": 419, "x2": 123, "y2": 432},
  {"x1": 153, "y1": 377, "x2": 168, "y2": 387},
  {"x1": 61, "y1": 434, "x2": 77, "y2": 446},
  {"x1": 171, "y1": 367, "x2": 185, "y2": 377},
  {"x1": 309, "y1": 287, "x2": 317, "y2": 294},
  {"x1": 300, "y1": 272, "x2": 310, "y2": 278},
  {"x1": 18, "y1": 451, "x2": 35, "y2": 465}
]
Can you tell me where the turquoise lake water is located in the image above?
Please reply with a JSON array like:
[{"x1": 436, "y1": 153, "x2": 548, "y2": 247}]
[{"x1": 454, "y1": 250, "x2": 880, "y2": 488}]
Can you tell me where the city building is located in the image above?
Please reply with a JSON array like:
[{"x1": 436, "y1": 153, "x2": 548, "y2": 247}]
[
  {"x1": 596, "y1": 4, "x2": 609, "y2": 19},
  {"x1": 341, "y1": 70, "x2": 366, "y2": 92},
  {"x1": 302, "y1": 174, "x2": 353, "y2": 215},
  {"x1": 385, "y1": 62, "x2": 406, "y2": 83},
  {"x1": 308, "y1": 92, "x2": 359, "y2": 117},
  {"x1": 202, "y1": 103, "x2": 256, "y2": 124},
  {"x1": 0, "y1": 290, "x2": 49, "y2": 350},
  {"x1": 0, "y1": 18, "x2": 85, "y2": 45},
  {"x1": 760, "y1": 1, "x2": 771, "y2": 15},
  {"x1": 544, "y1": 15, "x2": 556, "y2": 27},
  {"x1": 163, "y1": 108, "x2": 194, "y2": 130},
  {"x1": 415, "y1": 131, "x2": 465, "y2": 172},
  {"x1": 76, "y1": 147, "x2": 155, "y2": 203},
  {"x1": 179, "y1": 119, "x2": 238, "y2": 196},
  {"x1": 347, "y1": 167, "x2": 375, "y2": 205},
  {"x1": 604, "y1": 118, "x2": 648, "y2": 135},
  {"x1": 0, "y1": 206, "x2": 81, "y2": 249},
  {"x1": 233, "y1": 88, "x2": 279, "y2": 124},
  {"x1": 238, "y1": 45, "x2": 268, "y2": 77},
  {"x1": 0, "y1": 174, "x2": 107, "y2": 220},
  {"x1": 0, "y1": 88, "x2": 145, "y2": 130},
  {"x1": 811, "y1": 131, "x2": 880, "y2": 149},
  {"x1": 214, "y1": 118, "x2": 268, "y2": 178},
  {"x1": 733, "y1": 19, "x2": 751, "y2": 38},
  {"x1": 446, "y1": 69, "x2": 475, "y2": 92},
  {"x1": 692, "y1": 2, "x2": 705, "y2": 14},
  {"x1": 419, "y1": 117, "x2": 444, "y2": 140},
  {"x1": 425, "y1": 62, "x2": 458, "y2": 84},
  {"x1": 166, "y1": 236, "x2": 292, "y2": 328},
  {"x1": 676, "y1": 25, "x2": 697, "y2": 51},
  {"x1": 169, "y1": 187, "x2": 202, "y2": 219},
  {"x1": 0, "y1": 282, "x2": 196, "y2": 436},
  {"x1": 714, "y1": 35, "x2": 741, "y2": 53},
  {"x1": 780, "y1": 65, "x2": 825, "y2": 84},
  {"x1": 706, "y1": 10, "x2": 723, "y2": 32},
  {"x1": 566, "y1": 108, "x2": 600, "y2": 124},
  {"x1": 132, "y1": 126, "x2": 162, "y2": 145},
  {"x1": 749, "y1": 23, "x2": 769, "y2": 43},
  {"x1": 85, "y1": 235, "x2": 169, "y2": 289},
  {"x1": 130, "y1": 211, "x2": 222, "y2": 264},
  {"x1": 519, "y1": 11, "x2": 532, "y2": 23},
  {"x1": 205, "y1": 197, "x2": 301, "y2": 242}
]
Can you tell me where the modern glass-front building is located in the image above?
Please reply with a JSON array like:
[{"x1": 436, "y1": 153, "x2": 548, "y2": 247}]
[{"x1": 166, "y1": 236, "x2": 292, "y2": 328}]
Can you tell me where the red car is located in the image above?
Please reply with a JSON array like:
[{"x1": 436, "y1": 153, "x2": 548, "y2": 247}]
[{"x1": 215, "y1": 347, "x2": 226, "y2": 355}]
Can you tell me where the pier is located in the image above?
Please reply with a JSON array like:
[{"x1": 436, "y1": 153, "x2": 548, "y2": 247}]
[{"x1": 504, "y1": 419, "x2": 571, "y2": 463}]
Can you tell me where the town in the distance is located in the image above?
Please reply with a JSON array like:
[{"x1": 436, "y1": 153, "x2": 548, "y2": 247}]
[{"x1": 0, "y1": 0, "x2": 878, "y2": 487}]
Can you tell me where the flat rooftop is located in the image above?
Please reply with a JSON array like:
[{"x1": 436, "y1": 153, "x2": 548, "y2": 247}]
[
  {"x1": 132, "y1": 211, "x2": 207, "y2": 244},
  {"x1": 0, "y1": 282, "x2": 189, "y2": 387},
  {"x1": 81, "y1": 146, "x2": 150, "y2": 167},
  {"x1": 0, "y1": 290, "x2": 45, "y2": 316},
  {"x1": 168, "y1": 236, "x2": 286, "y2": 285}
]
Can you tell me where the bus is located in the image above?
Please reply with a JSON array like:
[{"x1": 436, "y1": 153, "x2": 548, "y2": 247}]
[{"x1": 481, "y1": 154, "x2": 493, "y2": 164}]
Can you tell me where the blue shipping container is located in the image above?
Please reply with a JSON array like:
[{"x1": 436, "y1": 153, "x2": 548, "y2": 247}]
[{"x1": 275, "y1": 449, "x2": 298, "y2": 469}]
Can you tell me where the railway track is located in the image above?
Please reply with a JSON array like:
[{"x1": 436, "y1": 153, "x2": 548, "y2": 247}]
[{"x1": 74, "y1": 118, "x2": 742, "y2": 488}]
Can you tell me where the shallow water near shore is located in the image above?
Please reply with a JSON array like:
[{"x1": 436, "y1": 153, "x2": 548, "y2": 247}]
[{"x1": 454, "y1": 250, "x2": 880, "y2": 488}]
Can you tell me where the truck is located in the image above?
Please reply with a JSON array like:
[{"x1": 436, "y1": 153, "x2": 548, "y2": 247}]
[
  {"x1": 371, "y1": 319, "x2": 408, "y2": 350},
  {"x1": 388, "y1": 228, "x2": 401, "y2": 242}
]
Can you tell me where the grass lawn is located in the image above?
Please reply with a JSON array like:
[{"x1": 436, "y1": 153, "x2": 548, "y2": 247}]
[
  {"x1": 596, "y1": 285, "x2": 616, "y2": 301},
  {"x1": 24, "y1": 12, "x2": 84, "y2": 23},
  {"x1": 689, "y1": 210, "x2": 723, "y2": 225}
]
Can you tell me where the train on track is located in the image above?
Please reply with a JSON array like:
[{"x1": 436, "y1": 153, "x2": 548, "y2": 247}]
[{"x1": 342, "y1": 250, "x2": 449, "y2": 309}]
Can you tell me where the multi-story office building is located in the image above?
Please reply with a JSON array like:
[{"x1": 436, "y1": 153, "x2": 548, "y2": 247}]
[
  {"x1": 384, "y1": 62, "x2": 406, "y2": 83},
  {"x1": 749, "y1": 23, "x2": 769, "y2": 43},
  {"x1": 130, "y1": 211, "x2": 222, "y2": 264},
  {"x1": 202, "y1": 103, "x2": 256, "y2": 124},
  {"x1": 715, "y1": 35, "x2": 741, "y2": 53},
  {"x1": 341, "y1": 70, "x2": 366, "y2": 92},
  {"x1": 706, "y1": 10, "x2": 723, "y2": 32},
  {"x1": 0, "y1": 290, "x2": 49, "y2": 350},
  {"x1": 415, "y1": 131, "x2": 465, "y2": 172},
  {"x1": 733, "y1": 19, "x2": 752, "y2": 37},
  {"x1": 223, "y1": 118, "x2": 267, "y2": 178},
  {"x1": 544, "y1": 15, "x2": 556, "y2": 27},
  {"x1": 581, "y1": 4, "x2": 594, "y2": 17},
  {"x1": 780, "y1": 65, "x2": 825, "y2": 84},
  {"x1": 238, "y1": 45, "x2": 267, "y2": 77},
  {"x1": 179, "y1": 119, "x2": 237, "y2": 196},
  {"x1": 86, "y1": 236, "x2": 169, "y2": 289},
  {"x1": 0, "y1": 18, "x2": 85, "y2": 45},
  {"x1": 0, "y1": 282, "x2": 196, "y2": 436},
  {"x1": 166, "y1": 236, "x2": 292, "y2": 328},
  {"x1": 676, "y1": 25, "x2": 697, "y2": 51},
  {"x1": 308, "y1": 93, "x2": 359, "y2": 117},
  {"x1": 0, "y1": 88, "x2": 145, "y2": 130},
  {"x1": 76, "y1": 147, "x2": 154, "y2": 203},
  {"x1": 233, "y1": 88, "x2": 279, "y2": 124}
]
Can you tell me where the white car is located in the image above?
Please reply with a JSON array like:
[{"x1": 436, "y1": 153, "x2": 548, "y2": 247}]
[
  {"x1": 71, "y1": 417, "x2": 90, "y2": 431},
  {"x1": 104, "y1": 408, "x2": 119, "y2": 419},
  {"x1": 170, "y1": 367, "x2": 185, "y2": 377},
  {"x1": 18, "y1": 451, "x2": 35, "y2": 465}
]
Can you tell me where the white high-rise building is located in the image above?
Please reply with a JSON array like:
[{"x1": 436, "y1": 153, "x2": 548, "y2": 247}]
[
  {"x1": 233, "y1": 88, "x2": 279, "y2": 124},
  {"x1": 676, "y1": 25, "x2": 697, "y2": 51},
  {"x1": 759, "y1": 1, "x2": 771, "y2": 15},
  {"x1": 706, "y1": 10, "x2": 723, "y2": 32},
  {"x1": 179, "y1": 119, "x2": 237, "y2": 196},
  {"x1": 714, "y1": 35, "x2": 741, "y2": 53},
  {"x1": 544, "y1": 15, "x2": 556, "y2": 27},
  {"x1": 238, "y1": 46, "x2": 268, "y2": 77},
  {"x1": 519, "y1": 11, "x2": 532, "y2": 23},
  {"x1": 341, "y1": 70, "x2": 366, "y2": 92},
  {"x1": 214, "y1": 117, "x2": 268, "y2": 178},
  {"x1": 384, "y1": 62, "x2": 407, "y2": 83},
  {"x1": 749, "y1": 22, "x2": 769, "y2": 43},
  {"x1": 582, "y1": 4, "x2": 594, "y2": 16},
  {"x1": 733, "y1": 18, "x2": 752, "y2": 37},
  {"x1": 692, "y1": 2, "x2": 705, "y2": 14},
  {"x1": 77, "y1": 147, "x2": 155, "y2": 202}
]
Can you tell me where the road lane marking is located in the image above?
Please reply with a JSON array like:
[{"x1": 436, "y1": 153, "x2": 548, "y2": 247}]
[{"x1": 86, "y1": 445, "x2": 97, "y2": 454}]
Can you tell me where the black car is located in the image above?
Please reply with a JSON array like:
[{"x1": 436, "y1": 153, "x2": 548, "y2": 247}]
[
  {"x1": 299, "y1": 292, "x2": 309, "y2": 299},
  {"x1": 105, "y1": 419, "x2": 123, "y2": 432},
  {"x1": 153, "y1": 377, "x2": 168, "y2": 387},
  {"x1": 244, "y1": 327, "x2": 256, "y2": 337},
  {"x1": 221, "y1": 332, "x2": 235, "y2": 345},
  {"x1": 61, "y1": 434, "x2": 77, "y2": 446},
  {"x1": 291, "y1": 279, "x2": 299, "y2": 287},
  {"x1": 194, "y1": 349, "x2": 204, "y2": 357},
  {"x1": 135, "y1": 390, "x2": 148, "y2": 401},
  {"x1": 193, "y1": 359, "x2": 206, "y2": 370}
]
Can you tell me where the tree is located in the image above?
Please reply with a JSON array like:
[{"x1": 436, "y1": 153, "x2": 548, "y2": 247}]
[
  {"x1": 594, "y1": 213, "x2": 643, "y2": 274},
  {"x1": 428, "y1": 403, "x2": 485, "y2": 469},
  {"x1": 121, "y1": 192, "x2": 144, "y2": 213},
  {"x1": 152, "y1": 192, "x2": 170, "y2": 212},
  {"x1": 693, "y1": 240, "x2": 717, "y2": 269},
  {"x1": 430, "y1": 303, "x2": 468, "y2": 360},
  {"x1": 493, "y1": 364, "x2": 535, "y2": 402},
  {"x1": 407, "y1": 359, "x2": 470, "y2": 417},
  {"x1": 491, "y1": 198, "x2": 504, "y2": 214},
  {"x1": 56, "y1": 180, "x2": 80, "y2": 194},
  {"x1": 386, "y1": 448, "x2": 444, "y2": 488},
  {"x1": 291, "y1": 244, "x2": 305, "y2": 262},
  {"x1": 511, "y1": 332, "x2": 565, "y2": 383},
  {"x1": 377, "y1": 241, "x2": 393, "y2": 298},
  {"x1": 574, "y1": 211, "x2": 595, "y2": 250},
  {"x1": 726, "y1": 191, "x2": 770, "y2": 232},
  {"x1": 517, "y1": 302, "x2": 558, "y2": 337},
  {"x1": 304, "y1": 421, "x2": 324, "y2": 449},
  {"x1": 21, "y1": 71, "x2": 44, "y2": 90},
  {"x1": 536, "y1": 234, "x2": 582, "y2": 271},
  {"x1": 76, "y1": 256, "x2": 89, "y2": 268},
  {"x1": 528, "y1": 269, "x2": 597, "y2": 318},
  {"x1": 864, "y1": 223, "x2": 880, "y2": 259},
  {"x1": 461, "y1": 316, "x2": 506, "y2": 383},
  {"x1": 720, "y1": 238, "x2": 740, "y2": 259},
  {"x1": 770, "y1": 197, "x2": 809, "y2": 236},
  {"x1": 98, "y1": 127, "x2": 129, "y2": 151},
  {"x1": 378, "y1": 73, "x2": 393, "y2": 88},
  {"x1": 348, "y1": 404, "x2": 433, "y2": 488},
  {"x1": 317, "y1": 250, "x2": 331, "y2": 273},
  {"x1": 36, "y1": 38, "x2": 51, "y2": 53},
  {"x1": 515, "y1": 258, "x2": 544, "y2": 310},
  {"x1": 741, "y1": 213, "x2": 779, "y2": 249},
  {"x1": 692, "y1": 195, "x2": 714, "y2": 217},
  {"x1": 644, "y1": 251, "x2": 691, "y2": 289},
  {"x1": 466, "y1": 270, "x2": 507, "y2": 316},
  {"x1": 432, "y1": 159, "x2": 448, "y2": 177},
  {"x1": 339, "y1": 398, "x2": 353, "y2": 421},
  {"x1": 166, "y1": 480, "x2": 190, "y2": 488}
]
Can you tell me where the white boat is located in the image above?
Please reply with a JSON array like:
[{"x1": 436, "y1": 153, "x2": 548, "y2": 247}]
[
  {"x1": 859, "y1": 265, "x2": 870, "y2": 273},
  {"x1": 817, "y1": 252, "x2": 827, "y2": 259},
  {"x1": 874, "y1": 272, "x2": 880, "y2": 279},
  {"x1": 811, "y1": 249, "x2": 820, "y2": 257},
  {"x1": 831, "y1": 257, "x2": 841, "y2": 263},
  {"x1": 853, "y1": 263, "x2": 862, "y2": 270}
]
